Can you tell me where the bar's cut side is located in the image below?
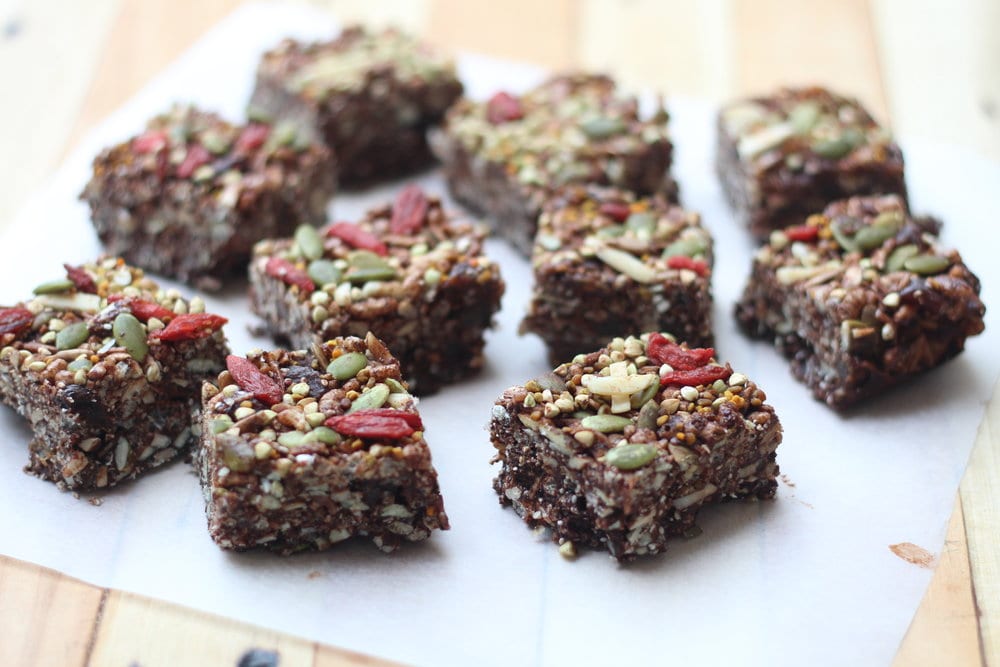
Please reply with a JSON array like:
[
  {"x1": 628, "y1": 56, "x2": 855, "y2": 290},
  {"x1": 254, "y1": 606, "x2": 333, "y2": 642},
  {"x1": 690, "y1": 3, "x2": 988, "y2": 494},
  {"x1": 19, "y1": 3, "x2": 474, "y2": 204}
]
[
  {"x1": 198, "y1": 333, "x2": 448, "y2": 554},
  {"x1": 716, "y1": 86, "x2": 907, "y2": 240},
  {"x1": 249, "y1": 25, "x2": 463, "y2": 187},
  {"x1": 489, "y1": 333, "x2": 781, "y2": 561},
  {"x1": 81, "y1": 105, "x2": 335, "y2": 290},
  {"x1": 432, "y1": 73, "x2": 677, "y2": 256},
  {"x1": 0, "y1": 258, "x2": 230, "y2": 491},
  {"x1": 520, "y1": 185, "x2": 713, "y2": 363},
  {"x1": 249, "y1": 186, "x2": 504, "y2": 395},
  {"x1": 735, "y1": 194, "x2": 985, "y2": 409}
]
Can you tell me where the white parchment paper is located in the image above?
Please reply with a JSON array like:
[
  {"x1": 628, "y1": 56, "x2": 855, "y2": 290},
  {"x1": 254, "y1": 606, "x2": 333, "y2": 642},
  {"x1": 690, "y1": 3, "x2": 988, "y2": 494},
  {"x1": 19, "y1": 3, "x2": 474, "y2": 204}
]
[{"x1": 1, "y1": 4, "x2": 998, "y2": 665}]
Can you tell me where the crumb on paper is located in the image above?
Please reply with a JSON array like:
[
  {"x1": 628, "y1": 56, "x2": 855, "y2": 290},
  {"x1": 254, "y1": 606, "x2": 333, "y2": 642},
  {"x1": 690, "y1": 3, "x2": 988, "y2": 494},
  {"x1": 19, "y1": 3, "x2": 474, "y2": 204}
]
[
  {"x1": 88, "y1": 497, "x2": 103, "y2": 507},
  {"x1": 780, "y1": 474, "x2": 795, "y2": 487},
  {"x1": 307, "y1": 570, "x2": 322, "y2": 580},
  {"x1": 889, "y1": 542, "x2": 937, "y2": 569}
]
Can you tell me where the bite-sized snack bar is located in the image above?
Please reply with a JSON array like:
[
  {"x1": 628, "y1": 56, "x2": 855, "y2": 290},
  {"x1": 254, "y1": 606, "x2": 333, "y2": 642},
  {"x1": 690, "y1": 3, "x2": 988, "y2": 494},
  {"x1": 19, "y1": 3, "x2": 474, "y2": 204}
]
[
  {"x1": 716, "y1": 86, "x2": 907, "y2": 240},
  {"x1": 431, "y1": 73, "x2": 677, "y2": 256},
  {"x1": 81, "y1": 105, "x2": 335, "y2": 290},
  {"x1": 0, "y1": 258, "x2": 229, "y2": 491},
  {"x1": 489, "y1": 333, "x2": 781, "y2": 562},
  {"x1": 520, "y1": 185, "x2": 713, "y2": 363},
  {"x1": 250, "y1": 186, "x2": 504, "y2": 395},
  {"x1": 249, "y1": 26, "x2": 463, "y2": 188},
  {"x1": 735, "y1": 195, "x2": 985, "y2": 409},
  {"x1": 197, "y1": 334, "x2": 448, "y2": 554}
]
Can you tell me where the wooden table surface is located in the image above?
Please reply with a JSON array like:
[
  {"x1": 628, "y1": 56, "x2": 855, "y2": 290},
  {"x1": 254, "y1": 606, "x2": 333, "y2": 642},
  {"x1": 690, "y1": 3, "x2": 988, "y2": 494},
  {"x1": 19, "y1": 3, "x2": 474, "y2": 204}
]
[{"x1": 0, "y1": 1, "x2": 997, "y2": 665}]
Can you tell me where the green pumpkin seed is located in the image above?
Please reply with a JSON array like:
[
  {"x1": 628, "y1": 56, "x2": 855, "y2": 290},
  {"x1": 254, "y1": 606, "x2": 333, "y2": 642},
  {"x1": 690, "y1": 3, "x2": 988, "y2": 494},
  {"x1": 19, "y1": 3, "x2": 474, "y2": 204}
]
[
  {"x1": 636, "y1": 400, "x2": 660, "y2": 430},
  {"x1": 853, "y1": 219, "x2": 900, "y2": 251},
  {"x1": 326, "y1": 352, "x2": 367, "y2": 380},
  {"x1": 211, "y1": 416, "x2": 234, "y2": 434},
  {"x1": 624, "y1": 212, "x2": 657, "y2": 236},
  {"x1": 580, "y1": 414, "x2": 632, "y2": 433},
  {"x1": 269, "y1": 120, "x2": 298, "y2": 149},
  {"x1": 605, "y1": 443, "x2": 657, "y2": 470},
  {"x1": 307, "y1": 259, "x2": 341, "y2": 286},
  {"x1": 308, "y1": 426, "x2": 341, "y2": 444},
  {"x1": 885, "y1": 244, "x2": 919, "y2": 272},
  {"x1": 581, "y1": 116, "x2": 626, "y2": 140},
  {"x1": 112, "y1": 313, "x2": 148, "y2": 361},
  {"x1": 663, "y1": 236, "x2": 707, "y2": 258},
  {"x1": 788, "y1": 101, "x2": 821, "y2": 134},
  {"x1": 596, "y1": 225, "x2": 625, "y2": 238},
  {"x1": 200, "y1": 130, "x2": 232, "y2": 155},
  {"x1": 221, "y1": 440, "x2": 253, "y2": 472},
  {"x1": 277, "y1": 431, "x2": 306, "y2": 448},
  {"x1": 347, "y1": 266, "x2": 397, "y2": 283},
  {"x1": 904, "y1": 254, "x2": 950, "y2": 275},
  {"x1": 385, "y1": 378, "x2": 408, "y2": 394},
  {"x1": 537, "y1": 234, "x2": 562, "y2": 251},
  {"x1": 295, "y1": 224, "x2": 324, "y2": 260},
  {"x1": 56, "y1": 321, "x2": 89, "y2": 350},
  {"x1": 347, "y1": 250, "x2": 387, "y2": 268},
  {"x1": 830, "y1": 218, "x2": 859, "y2": 253},
  {"x1": 349, "y1": 383, "x2": 390, "y2": 412},
  {"x1": 67, "y1": 357, "x2": 92, "y2": 372},
  {"x1": 812, "y1": 127, "x2": 865, "y2": 159},
  {"x1": 631, "y1": 379, "x2": 659, "y2": 408},
  {"x1": 246, "y1": 104, "x2": 273, "y2": 123},
  {"x1": 33, "y1": 279, "x2": 75, "y2": 295}
]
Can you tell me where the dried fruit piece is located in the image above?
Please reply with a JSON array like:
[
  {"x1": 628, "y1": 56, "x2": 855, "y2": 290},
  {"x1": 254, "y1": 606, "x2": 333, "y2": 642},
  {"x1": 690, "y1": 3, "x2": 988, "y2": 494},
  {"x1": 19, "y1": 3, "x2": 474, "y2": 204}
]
[
  {"x1": 345, "y1": 408, "x2": 423, "y2": 430},
  {"x1": 64, "y1": 264, "x2": 97, "y2": 293},
  {"x1": 646, "y1": 333, "x2": 715, "y2": 370},
  {"x1": 0, "y1": 307, "x2": 34, "y2": 337},
  {"x1": 665, "y1": 255, "x2": 708, "y2": 276},
  {"x1": 152, "y1": 313, "x2": 228, "y2": 341},
  {"x1": 598, "y1": 201, "x2": 631, "y2": 222},
  {"x1": 176, "y1": 144, "x2": 212, "y2": 179},
  {"x1": 235, "y1": 124, "x2": 270, "y2": 153},
  {"x1": 226, "y1": 355, "x2": 283, "y2": 406},
  {"x1": 325, "y1": 410, "x2": 416, "y2": 439},
  {"x1": 133, "y1": 130, "x2": 169, "y2": 154},
  {"x1": 265, "y1": 257, "x2": 315, "y2": 294},
  {"x1": 326, "y1": 222, "x2": 388, "y2": 256},
  {"x1": 660, "y1": 364, "x2": 733, "y2": 387},
  {"x1": 389, "y1": 185, "x2": 429, "y2": 235},
  {"x1": 485, "y1": 91, "x2": 524, "y2": 124},
  {"x1": 107, "y1": 295, "x2": 175, "y2": 323},
  {"x1": 784, "y1": 225, "x2": 819, "y2": 242}
]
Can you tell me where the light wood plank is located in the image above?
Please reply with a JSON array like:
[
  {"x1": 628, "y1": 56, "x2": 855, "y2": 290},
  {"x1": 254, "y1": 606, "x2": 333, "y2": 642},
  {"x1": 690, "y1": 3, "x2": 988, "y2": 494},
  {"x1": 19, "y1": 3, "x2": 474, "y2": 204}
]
[
  {"x1": 730, "y1": 0, "x2": 889, "y2": 121},
  {"x1": 893, "y1": 498, "x2": 985, "y2": 666},
  {"x1": 0, "y1": 555, "x2": 105, "y2": 667},
  {"x1": 962, "y1": 379, "x2": 1000, "y2": 664}
]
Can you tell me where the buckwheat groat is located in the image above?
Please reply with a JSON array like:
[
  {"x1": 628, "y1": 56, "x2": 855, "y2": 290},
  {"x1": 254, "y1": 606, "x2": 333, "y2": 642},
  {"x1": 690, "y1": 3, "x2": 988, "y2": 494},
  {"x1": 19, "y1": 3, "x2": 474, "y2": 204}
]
[
  {"x1": 0, "y1": 258, "x2": 229, "y2": 491},
  {"x1": 250, "y1": 186, "x2": 504, "y2": 394},
  {"x1": 197, "y1": 334, "x2": 448, "y2": 554},
  {"x1": 248, "y1": 26, "x2": 463, "y2": 187},
  {"x1": 489, "y1": 333, "x2": 781, "y2": 562},
  {"x1": 735, "y1": 195, "x2": 985, "y2": 409},
  {"x1": 81, "y1": 105, "x2": 335, "y2": 290},
  {"x1": 716, "y1": 86, "x2": 907, "y2": 240},
  {"x1": 520, "y1": 186, "x2": 713, "y2": 363},
  {"x1": 431, "y1": 73, "x2": 677, "y2": 255}
]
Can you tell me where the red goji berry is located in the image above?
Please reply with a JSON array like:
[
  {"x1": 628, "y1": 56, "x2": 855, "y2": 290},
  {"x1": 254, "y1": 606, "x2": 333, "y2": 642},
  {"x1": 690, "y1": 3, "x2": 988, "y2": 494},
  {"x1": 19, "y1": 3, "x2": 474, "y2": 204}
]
[
  {"x1": 235, "y1": 124, "x2": 270, "y2": 153},
  {"x1": 666, "y1": 255, "x2": 708, "y2": 276},
  {"x1": 389, "y1": 185, "x2": 429, "y2": 235},
  {"x1": 264, "y1": 257, "x2": 315, "y2": 294},
  {"x1": 152, "y1": 313, "x2": 228, "y2": 341},
  {"x1": 0, "y1": 307, "x2": 34, "y2": 337},
  {"x1": 325, "y1": 410, "x2": 417, "y2": 439},
  {"x1": 176, "y1": 143, "x2": 211, "y2": 179},
  {"x1": 108, "y1": 294, "x2": 176, "y2": 322},
  {"x1": 63, "y1": 263, "x2": 97, "y2": 294},
  {"x1": 326, "y1": 222, "x2": 388, "y2": 256},
  {"x1": 485, "y1": 91, "x2": 524, "y2": 124},
  {"x1": 785, "y1": 225, "x2": 819, "y2": 242},
  {"x1": 133, "y1": 130, "x2": 169, "y2": 154},
  {"x1": 660, "y1": 364, "x2": 733, "y2": 387},
  {"x1": 598, "y1": 201, "x2": 631, "y2": 222},
  {"x1": 646, "y1": 333, "x2": 715, "y2": 371},
  {"x1": 226, "y1": 355, "x2": 283, "y2": 406}
]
